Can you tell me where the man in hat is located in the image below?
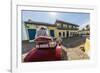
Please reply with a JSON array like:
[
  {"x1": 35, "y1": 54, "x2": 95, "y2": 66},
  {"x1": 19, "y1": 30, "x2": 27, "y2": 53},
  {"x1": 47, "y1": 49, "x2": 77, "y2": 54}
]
[{"x1": 24, "y1": 26, "x2": 68, "y2": 62}]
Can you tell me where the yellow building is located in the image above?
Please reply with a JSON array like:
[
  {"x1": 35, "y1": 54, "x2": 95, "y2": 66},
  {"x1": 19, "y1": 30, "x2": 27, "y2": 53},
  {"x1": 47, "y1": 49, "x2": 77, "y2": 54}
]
[
  {"x1": 24, "y1": 20, "x2": 79, "y2": 41},
  {"x1": 55, "y1": 20, "x2": 79, "y2": 38}
]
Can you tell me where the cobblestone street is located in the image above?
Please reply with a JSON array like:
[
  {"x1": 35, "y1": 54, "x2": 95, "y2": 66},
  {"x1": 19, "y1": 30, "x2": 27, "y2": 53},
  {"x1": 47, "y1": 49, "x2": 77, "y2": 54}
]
[
  {"x1": 22, "y1": 37, "x2": 89, "y2": 61},
  {"x1": 62, "y1": 44, "x2": 89, "y2": 60}
]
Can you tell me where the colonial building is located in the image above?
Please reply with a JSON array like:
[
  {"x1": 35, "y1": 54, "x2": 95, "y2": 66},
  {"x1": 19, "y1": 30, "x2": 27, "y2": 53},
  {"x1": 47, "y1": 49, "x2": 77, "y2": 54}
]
[
  {"x1": 55, "y1": 20, "x2": 79, "y2": 38},
  {"x1": 23, "y1": 19, "x2": 79, "y2": 41}
]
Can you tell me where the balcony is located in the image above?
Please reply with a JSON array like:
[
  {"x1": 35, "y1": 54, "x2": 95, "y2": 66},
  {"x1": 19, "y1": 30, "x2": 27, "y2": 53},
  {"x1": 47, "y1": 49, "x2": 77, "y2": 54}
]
[{"x1": 57, "y1": 26, "x2": 79, "y2": 30}]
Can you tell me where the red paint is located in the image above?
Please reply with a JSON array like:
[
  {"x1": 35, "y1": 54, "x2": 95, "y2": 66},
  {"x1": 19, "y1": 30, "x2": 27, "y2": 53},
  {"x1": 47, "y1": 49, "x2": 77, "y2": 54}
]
[{"x1": 24, "y1": 46, "x2": 62, "y2": 62}]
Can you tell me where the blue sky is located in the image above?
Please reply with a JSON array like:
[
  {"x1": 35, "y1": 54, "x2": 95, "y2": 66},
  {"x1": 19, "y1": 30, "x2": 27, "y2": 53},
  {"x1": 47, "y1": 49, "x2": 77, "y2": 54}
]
[{"x1": 22, "y1": 10, "x2": 90, "y2": 26}]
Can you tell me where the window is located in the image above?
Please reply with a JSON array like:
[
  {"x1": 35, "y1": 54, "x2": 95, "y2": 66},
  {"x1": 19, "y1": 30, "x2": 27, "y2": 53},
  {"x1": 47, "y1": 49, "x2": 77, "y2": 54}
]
[
  {"x1": 59, "y1": 32, "x2": 61, "y2": 37},
  {"x1": 73, "y1": 26, "x2": 76, "y2": 29},
  {"x1": 69, "y1": 25, "x2": 71, "y2": 28},
  {"x1": 66, "y1": 25, "x2": 68, "y2": 28},
  {"x1": 50, "y1": 30, "x2": 55, "y2": 37},
  {"x1": 63, "y1": 32, "x2": 65, "y2": 37},
  {"x1": 61, "y1": 24, "x2": 63, "y2": 28},
  {"x1": 57, "y1": 23, "x2": 60, "y2": 26},
  {"x1": 63, "y1": 24, "x2": 66, "y2": 28},
  {"x1": 57, "y1": 23, "x2": 61, "y2": 27}
]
